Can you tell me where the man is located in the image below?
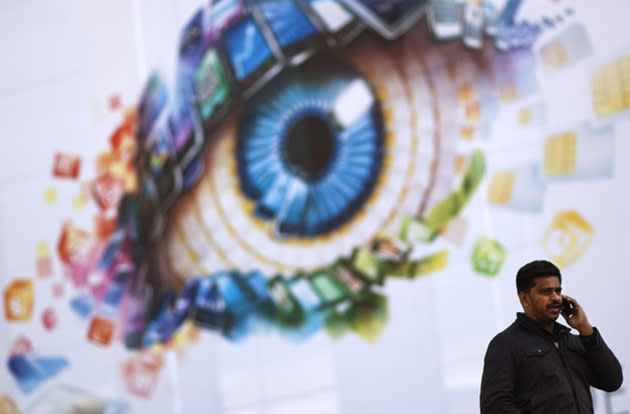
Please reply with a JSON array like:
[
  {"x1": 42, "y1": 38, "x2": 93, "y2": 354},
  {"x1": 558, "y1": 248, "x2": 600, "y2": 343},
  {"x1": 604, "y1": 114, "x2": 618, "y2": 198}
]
[{"x1": 480, "y1": 260, "x2": 623, "y2": 413}]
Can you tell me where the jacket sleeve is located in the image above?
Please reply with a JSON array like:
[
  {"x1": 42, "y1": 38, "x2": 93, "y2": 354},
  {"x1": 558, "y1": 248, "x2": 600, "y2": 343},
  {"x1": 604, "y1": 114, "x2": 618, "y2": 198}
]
[
  {"x1": 581, "y1": 327, "x2": 623, "y2": 392},
  {"x1": 480, "y1": 335, "x2": 523, "y2": 414}
]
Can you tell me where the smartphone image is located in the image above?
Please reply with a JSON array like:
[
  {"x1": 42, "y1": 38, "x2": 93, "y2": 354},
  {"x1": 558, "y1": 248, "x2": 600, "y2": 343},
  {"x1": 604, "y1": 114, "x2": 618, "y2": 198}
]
[
  {"x1": 428, "y1": 0, "x2": 462, "y2": 40},
  {"x1": 562, "y1": 297, "x2": 574, "y2": 316},
  {"x1": 136, "y1": 73, "x2": 169, "y2": 151},
  {"x1": 146, "y1": 108, "x2": 183, "y2": 211},
  {"x1": 303, "y1": 0, "x2": 365, "y2": 47},
  {"x1": 251, "y1": 0, "x2": 325, "y2": 66},
  {"x1": 220, "y1": 14, "x2": 283, "y2": 98},
  {"x1": 463, "y1": 1, "x2": 483, "y2": 49}
]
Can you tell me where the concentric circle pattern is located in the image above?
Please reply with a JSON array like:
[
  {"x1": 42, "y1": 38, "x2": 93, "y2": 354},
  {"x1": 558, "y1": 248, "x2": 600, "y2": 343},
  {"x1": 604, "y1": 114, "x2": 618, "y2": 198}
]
[
  {"x1": 162, "y1": 33, "x2": 449, "y2": 282},
  {"x1": 236, "y1": 61, "x2": 385, "y2": 237}
]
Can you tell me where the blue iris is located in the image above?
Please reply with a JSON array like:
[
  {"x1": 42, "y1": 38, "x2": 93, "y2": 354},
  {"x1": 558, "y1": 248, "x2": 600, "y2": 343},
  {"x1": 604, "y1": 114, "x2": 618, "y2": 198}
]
[{"x1": 236, "y1": 61, "x2": 384, "y2": 237}]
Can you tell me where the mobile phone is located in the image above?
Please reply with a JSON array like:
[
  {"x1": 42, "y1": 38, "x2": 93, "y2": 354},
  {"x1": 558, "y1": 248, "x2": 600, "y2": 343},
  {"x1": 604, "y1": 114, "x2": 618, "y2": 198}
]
[
  {"x1": 428, "y1": 0, "x2": 462, "y2": 40},
  {"x1": 251, "y1": 0, "x2": 325, "y2": 66},
  {"x1": 303, "y1": 0, "x2": 365, "y2": 47},
  {"x1": 463, "y1": 1, "x2": 484, "y2": 49},
  {"x1": 146, "y1": 107, "x2": 183, "y2": 210},
  {"x1": 562, "y1": 297, "x2": 574, "y2": 316},
  {"x1": 220, "y1": 14, "x2": 283, "y2": 98}
]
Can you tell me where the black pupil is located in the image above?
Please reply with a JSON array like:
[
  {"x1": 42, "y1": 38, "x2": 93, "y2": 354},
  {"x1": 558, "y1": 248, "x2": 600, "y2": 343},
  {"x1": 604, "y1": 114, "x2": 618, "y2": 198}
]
[{"x1": 283, "y1": 115, "x2": 335, "y2": 182}]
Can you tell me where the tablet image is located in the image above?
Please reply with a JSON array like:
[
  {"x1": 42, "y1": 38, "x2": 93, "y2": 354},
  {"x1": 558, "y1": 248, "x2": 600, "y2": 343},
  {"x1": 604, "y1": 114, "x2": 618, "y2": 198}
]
[{"x1": 221, "y1": 15, "x2": 282, "y2": 96}]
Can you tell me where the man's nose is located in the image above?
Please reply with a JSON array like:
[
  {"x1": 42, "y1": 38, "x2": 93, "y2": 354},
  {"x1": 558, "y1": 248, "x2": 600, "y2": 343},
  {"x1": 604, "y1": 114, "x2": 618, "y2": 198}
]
[{"x1": 552, "y1": 291, "x2": 562, "y2": 301}]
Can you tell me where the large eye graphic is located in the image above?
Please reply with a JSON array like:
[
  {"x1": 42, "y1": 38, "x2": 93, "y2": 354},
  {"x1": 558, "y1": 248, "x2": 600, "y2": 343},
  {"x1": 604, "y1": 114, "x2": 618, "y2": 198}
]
[
  {"x1": 94, "y1": 0, "x2": 543, "y2": 346},
  {"x1": 157, "y1": 28, "x2": 463, "y2": 287}
]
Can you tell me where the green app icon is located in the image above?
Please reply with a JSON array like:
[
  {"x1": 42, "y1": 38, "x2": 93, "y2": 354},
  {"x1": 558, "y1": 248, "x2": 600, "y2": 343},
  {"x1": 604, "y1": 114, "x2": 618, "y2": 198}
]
[
  {"x1": 471, "y1": 236, "x2": 506, "y2": 276},
  {"x1": 308, "y1": 270, "x2": 349, "y2": 306},
  {"x1": 195, "y1": 48, "x2": 230, "y2": 121},
  {"x1": 399, "y1": 215, "x2": 437, "y2": 243},
  {"x1": 351, "y1": 247, "x2": 385, "y2": 285},
  {"x1": 267, "y1": 275, "x2": 305, "y2": 328}
]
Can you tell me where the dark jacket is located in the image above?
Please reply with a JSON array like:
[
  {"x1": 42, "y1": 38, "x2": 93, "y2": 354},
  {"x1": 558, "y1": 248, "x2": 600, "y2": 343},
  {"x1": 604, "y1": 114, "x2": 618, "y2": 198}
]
[{"x1": 480, "y1": 313, "x2": 623, "y2": 414}]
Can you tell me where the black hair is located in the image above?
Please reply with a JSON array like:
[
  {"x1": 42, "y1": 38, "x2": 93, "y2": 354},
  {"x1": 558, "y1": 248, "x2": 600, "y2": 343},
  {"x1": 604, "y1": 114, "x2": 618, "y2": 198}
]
[{"x1": 516, "y1": 260, "x2": 561, "y2": 293}]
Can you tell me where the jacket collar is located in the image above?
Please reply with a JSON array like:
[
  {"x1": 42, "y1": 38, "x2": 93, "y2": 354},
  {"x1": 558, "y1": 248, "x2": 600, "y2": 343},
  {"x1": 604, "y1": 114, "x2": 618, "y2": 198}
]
[{"x1": 516, "y1": 312, "x2": 571, "y2": 337}]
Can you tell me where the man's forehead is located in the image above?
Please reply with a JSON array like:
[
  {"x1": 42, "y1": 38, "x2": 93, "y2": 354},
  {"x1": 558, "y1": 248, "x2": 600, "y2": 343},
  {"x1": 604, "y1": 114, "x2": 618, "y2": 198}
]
[{"x1": 532, "y1": 275, "x2": 561, "y2": 288}]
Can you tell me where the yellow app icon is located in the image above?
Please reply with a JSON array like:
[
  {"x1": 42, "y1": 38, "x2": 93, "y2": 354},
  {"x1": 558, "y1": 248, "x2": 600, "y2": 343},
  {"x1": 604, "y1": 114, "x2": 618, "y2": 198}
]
[
  {"x1": 487, "y1": 170, "x2": 515, "y2": 205},
  {"x1": 542, "y1": 210, "x2": 594, "y2": 268},
  {"x1": 518, "y1": 107, "x2": 532, "y2": 126},
  {"x1": 591, "y1": 55, "x2": 630, "y2": 118},
  {"x1": 544, "y1": 131, "x2": 577, "y2": 176}
]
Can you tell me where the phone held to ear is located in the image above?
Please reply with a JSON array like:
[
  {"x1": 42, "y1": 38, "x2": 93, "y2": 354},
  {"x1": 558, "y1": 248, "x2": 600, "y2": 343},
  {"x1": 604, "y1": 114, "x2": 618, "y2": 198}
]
[{"x1": 562, "y1": 297, "x2": 574, "y2": 317}]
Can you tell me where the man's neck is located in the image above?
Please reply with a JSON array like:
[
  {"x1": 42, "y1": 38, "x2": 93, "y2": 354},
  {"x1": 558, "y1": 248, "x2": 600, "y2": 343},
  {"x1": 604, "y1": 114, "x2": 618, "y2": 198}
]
[{"x1": 518, "y1": 312, "x2": 558, "y2": 335}]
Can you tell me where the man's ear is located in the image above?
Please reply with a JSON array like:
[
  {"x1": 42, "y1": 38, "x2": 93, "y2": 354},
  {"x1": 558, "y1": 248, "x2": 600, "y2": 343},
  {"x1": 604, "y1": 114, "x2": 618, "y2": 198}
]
[{"x1": 518, "y1": 291, "x2": 528, "y2": 308}]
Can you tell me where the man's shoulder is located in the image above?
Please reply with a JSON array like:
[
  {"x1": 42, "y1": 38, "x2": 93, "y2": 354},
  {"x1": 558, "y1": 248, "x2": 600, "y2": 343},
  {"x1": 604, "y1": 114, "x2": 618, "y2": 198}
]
[
  {"x1": 483, "y1": 322, "x2": 522, "y2": 362},
  {"x1": 487, "y1": 320, "x2": 530, "y2": 350},
  {"x1": 492, "y1": 320, "x2": 521, "y2": 339}
]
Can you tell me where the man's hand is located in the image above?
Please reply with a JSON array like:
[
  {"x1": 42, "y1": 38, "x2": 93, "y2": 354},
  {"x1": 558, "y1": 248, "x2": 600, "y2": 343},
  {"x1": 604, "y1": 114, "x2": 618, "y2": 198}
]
[{"x1": 561, "y1": 295, "x2": 594, "y2": 336}]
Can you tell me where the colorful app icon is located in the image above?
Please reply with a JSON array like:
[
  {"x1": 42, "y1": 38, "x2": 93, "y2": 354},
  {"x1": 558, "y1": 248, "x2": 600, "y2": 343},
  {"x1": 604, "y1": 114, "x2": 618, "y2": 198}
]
[
  {"x1": 471, "y1": 236, "x2": 506, "y2": 276},
  {"x1": 542, "y1": 210, "x2": 594, "y2": 268},
  {"x1": 4, "y1": 279, "x2": 34, "y2": 322}
]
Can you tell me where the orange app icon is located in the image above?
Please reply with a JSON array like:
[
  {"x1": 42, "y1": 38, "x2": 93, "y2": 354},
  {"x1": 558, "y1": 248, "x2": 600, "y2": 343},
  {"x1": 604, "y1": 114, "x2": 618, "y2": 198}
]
[
  {"x1": 87, "y1": 316, "x2": 115, "y2": 346},
  {"x1": 57, "y1": 221, "x2": 91, "y2": 266},
  {"x1": 4, "y1": 279, "x2": 34, "y2": 322},
  {"x1": 0, "y1": 394, "x2": 20, "y2": 414}
]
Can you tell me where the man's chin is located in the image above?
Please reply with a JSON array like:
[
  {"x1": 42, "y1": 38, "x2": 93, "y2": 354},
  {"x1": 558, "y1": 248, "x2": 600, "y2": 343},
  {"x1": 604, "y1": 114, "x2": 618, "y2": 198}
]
[{"x1": 548, "y1": 309, "x2": 561, "y2": 320}]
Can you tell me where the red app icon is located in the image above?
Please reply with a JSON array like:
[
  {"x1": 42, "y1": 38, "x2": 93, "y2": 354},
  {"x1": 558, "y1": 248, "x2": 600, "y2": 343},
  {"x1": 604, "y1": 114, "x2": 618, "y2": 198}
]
[
  {"x1": 109, "y1": 94, "x2": 121, "y2": 110},
  {"x1": 121, "y1": 351, "x2": 164, "y2": 398},
  {"x1": 36, "y1": 255, "x2": 53, "y2": 278},
  {"x1": 52, "y1": 282, "x2": 64, "y2": 298},
  {"x1": 53, "y1": 152, "x2": 82, "y2": 179},
  {"x1": 42, "y1": 307, "x2": 57, "y2": 331},
  {"x1": 94, "y1": 212, "x2": 117, "y2": 241},
  {"x1": 10, "y1": 335, "x2": 33, "y2": 357},
  {"x1": 91, "y1": 172, "x2": 124, "y2": 211}
]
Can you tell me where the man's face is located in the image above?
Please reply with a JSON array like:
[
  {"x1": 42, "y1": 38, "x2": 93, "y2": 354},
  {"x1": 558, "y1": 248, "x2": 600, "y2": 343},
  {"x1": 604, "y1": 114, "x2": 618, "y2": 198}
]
[{"x1": 520, "y1": 275, "x2": 563, "y2": 326}]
